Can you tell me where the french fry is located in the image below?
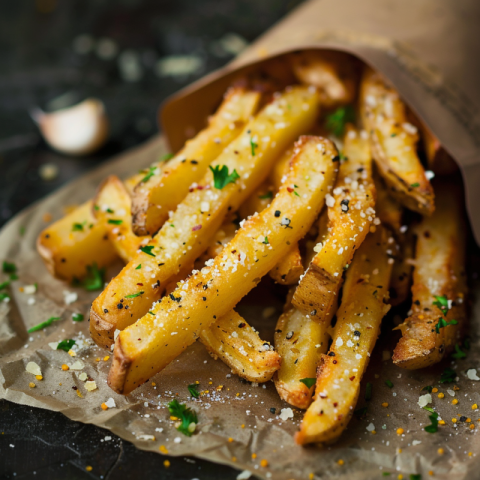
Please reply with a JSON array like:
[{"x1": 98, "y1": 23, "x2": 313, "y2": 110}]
[
  {"x1": 389, "y1": 232, "x2": 414, "y2": 307},
  {"x1": 289, "y1": 51, "x2": 357, "y2": 107},
  {"x1": 296, "y1": 226, "x2": 393, "y2": 445},
  {"x1": 200, "y1": 311, "x2": 281, "y2": 383},
  {"x1": 238, "y1": 181, "x2": 274, "y2": 220},
  {"x1": 93, "y1": 176, "x2": 150, "y2": 262},
  {"x1": 36, "y1": 201, "x2": 118, "y2": 281},
  {"x1": 392, "y1": 183, "x2": 467, "y2": 369},
  {"x1": 292, "y1": 125, "x2": 376, "y2": 322},
  {"x1": 131, "y1": 88, "x2": 262, "y2": 236},
  {"x1": 274, "y1": 303, "x2": 330, "y2": 409},
  {"x1": 269, "y1": 245, "x2": 304, "y2": 285},
  {"x1": 108, "y1": 135, "x2": 338, "y2": 394},
  {"x1": 360, "y1": 67, "x2": 434, "y2": 215},
  {"x1": 93, "y1": 187, "x2": 277, "y2": 381},
  {"x1": 374, "y1": 172, "x2": 403, "y2": 234},
  {"x1": 90, "y1": 86, "x2": 320, "y2": 349}
]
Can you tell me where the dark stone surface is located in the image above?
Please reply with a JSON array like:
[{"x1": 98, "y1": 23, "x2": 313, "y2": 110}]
[{"x1": 0, "y1": 1, "x2": 304, "y2": 478}]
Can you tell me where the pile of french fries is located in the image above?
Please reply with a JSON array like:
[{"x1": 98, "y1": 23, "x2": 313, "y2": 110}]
[{"x1": 37, "y1": 51, "x2": 467, "y2": 445}]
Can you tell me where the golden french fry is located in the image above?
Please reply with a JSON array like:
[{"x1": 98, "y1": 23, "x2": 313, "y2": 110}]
[
  {"x1": 108, "y1": 135, "x2": 338, "y2": 394},
  {"x1": 360, "y1": 67, "x2": 434, "y2": 215},
  {"x1": 131, "y1": 88, "x2": 262, "y2": 236},
  {"x1": 274, "y1": 303, "x2": 330, "y2": 409},
  {"x1": 292, "y1": 125, "x2": 376, "y2": 322},
  {"x1": 296, "y1": 226, "x2": 393, "y2": 445},
  {"x1": 93, "y1": 176, "x2": 150, "y2": 262},
  {"x1": 289, "y1": 51, "x2": 357, "y2": 107},
  {"x1": 374, "y1": 172, "x2": 403, "y2": 234},
  {"x1": 200, "y1": 311, "x2": 281, "y2": 383},
  {"x1": 269, "y1": 244, "x2": 304, "y2": 285},
  {"x1": 389, "y1": 231, "x2": 414, "y2": 307},
  {"x1": 37, "y1": 201, "x2": 118, "y2": 281},
  {"x1": 392, "y1": 183, "x2": 467, "y2": 369},
  {"x1": 90, "y1": 86, "x2": 320, "y2": 349}
]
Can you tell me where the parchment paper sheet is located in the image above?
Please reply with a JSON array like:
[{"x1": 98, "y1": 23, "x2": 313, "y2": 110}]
[{"x1": 2, "y1": 0, "x2": 480, "y2": 478}]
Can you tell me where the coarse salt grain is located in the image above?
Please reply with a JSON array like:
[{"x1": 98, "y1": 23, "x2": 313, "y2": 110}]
[
  {"x1": 418, "y1": 393, "x2": 432, "y2": 408},
  {"x1": 85, "y1": 381, "x2": 97, "y2": 391},
  {"x1": 279, "y1": 408, "x2": 294, "y2": 421},
  {"x1": 467, "y1": 369, "x2": 480, "y2": 381},
  {"x1": 26, "y1": 362, "x2": 42, "y2": 376},
  {"x1": 70, "y1": 360, "x2": 84, "y2": 370},
  {"x1": 366, "y1": 423, "x2": 375, "y2": 432},
  {"x1": 105, "y1": 397, "x2": 116, "y2": 408}
]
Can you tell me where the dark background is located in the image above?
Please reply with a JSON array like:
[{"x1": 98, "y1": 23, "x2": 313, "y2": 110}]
[{"x1": 0, "y1": 1, "x2": 304, "y2": 478}]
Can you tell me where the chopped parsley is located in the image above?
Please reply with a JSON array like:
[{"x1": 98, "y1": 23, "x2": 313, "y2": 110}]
[
  {"x1": 209, "y1": 165, "x2": 240, "y2": 190},
  {"x1": 0, "y1": 292, "x2": 10, "y2": 301},
  {"x1": 160, "y1": 153, "x2": 174, "y2": 162},
  {"x1": 72, "y1": 222, "x2": 86, "y2": 232},
  {"x1": 3, "y1": 261, "x2": 16, "y2": 274},
  {"x1": 385, "y1": 380, "x2": 394, "y2": 388},
  {"x1": 439, "y1": 368, "x2": 456, "y2": 384},
  {"x1": 124, "y1": 291, "x2": 144, "y2": 299},
  {"x1": 19, "y1": 226, "x2": 26, "y2": 236},
  {"x1": 325, "y1": 105, "x2": 355, "y2": 137},
  {"x1": 451, "y1": 343, "x2": 466, "y2": 359},
  {"x1": 258, "y1": 191, "x2": 273, "y2": 200},
  {"x1": 410, "y1": 183, "x2": 420, "y2": 188},
  {"x1": 421, "y1": 385, "x2": 433, "y2": 393},
  {"x1": 140, "y1": 165, "x2": 159, "y2": 183},
  {"x1": 106, "y1": 208, "x2": 114, "y2": 214},
  {"x1": 263, "y1": 237, "x2": 269, "y2": 245},
  {"x1": 107, "y1": 219, "x2": 123, "y2": 225},
  {"x1": 435, "y1": 317, "x2": 458, "y2": 334},
  {"x1": 424, "y1": 409, "x2": 439, "y2": 433},
  {"x1": 135, "y1": 264, "x2": 142, "y2": 270},
  {"x1": 433, "y1": 295, "x2": 449, "y2": 315},
  {"x1": 72, "y1": 313, "x2": 84, "y2": 322},
  {"x1": 148, "y1": 311, "x2": 155, "y2": 315},
  {"x1": 250, "y1": 135, "x2": 258, "y2": 156},
  {"x1": 81, "y1": 263, "x2": 105, "y2": 291},
  {"x1": 57, "y1": 339, "x2": 76, "y2": 352},
  {"x1": 365, "y1": 382, "x2": 373, "y2": 401},
  {"x1": 167, "y1": 399, "x2": 198, "y2": 437},
  {"x1": 410, "y1": 475, "x2": 421, "y2": 480},
  {"x1": 0, "y1": 281, "x2": 9, "y2": 290},
  {"x1": 188, "y1": 384, "x2": 200, "y2": 398},
  {"x1": 299, "y1": 378, "x2": 316, "y2": 388},
  {"x1": 28, "y1": 316, "x2": 61, "y2": 333},
  {"x1": 354, "y1": 406, "x2": 368, "y2": 418},
  {"x1": 140, "y1": 245, "x2": 155, "y2": 257}
]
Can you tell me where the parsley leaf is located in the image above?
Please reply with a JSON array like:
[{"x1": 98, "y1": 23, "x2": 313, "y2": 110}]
[
  {"x1": 325, "y1": 106, "x2": 355, "y2": 137},
  {"x1": 433, "y1": 295, "x2": 449, "y2": 315},
  {"x1": 258, "y1": 191, "x2": 273, "y2": 200},
  {"x1": 124, "y1": 291, "x2": 144, "y2": 299},
  {"x1": 28, "y1": 316, "x2": 61, "y2": 333},
  {"x1": 424, "y1": 410, "x2": 439, "y2": 433},
  {"x1": 140, "y1": 245, "x2": 155, "y2": 257},
  {"x1": 107, "y1": 219, "x2": 123, "y2": 225},
  {"x1": 209, "y1": 165, "x2": 240, "y2": 190},
  {"x1": 250, "y1": 135, "x2": 258, "y2": 156},
  {"x1": 0, "y1": 281, "x2": 10, "y2": 290},
  {"x1": 140, "y1": 165, "x2": 160, "y2": 183},
  {"x1": 451, "y1": 343, "x2": 466, "y2": 359},
  {"x1": 188, "y1": 384, "x2": 200, "y2": 398},
  {"x1": 365, "y1": 382, "x2": 373, "y2": 401},
  {"x1": 161, "y1": 153, "x2": 174, "y2": 162},
  {"x1": 57, "y1": 339, "x2": 76, "y2": 352},
  {"x1": 167, "y1": 399, "x2": 198, "y2": 437},
  {"x1": 2, "y1": 261, "x2": 16, "y2": 274},
  {"x1": 423, "y1": 406, "x2": 435, "y2": 414},
  {"x1": 435, "y1": 317, "x2": 458, "y2": 334},
  {"x1": 410, "y1": 183, "x2": 420, "y2": 188},
  {"x1": 135, "y1": 264, "x2": 142, "y2": 270},
  {"x1": 354, "y1": 406, "x2": 368, "y2": 418},
  {"x1": 385, "y1": 380, "x2": 394, "y2": 388},
  {"x1": 299, "y1": 378, "x2": 316, "y2": 389},
  {"x1": 0, "y1": 292, "x2": 10, "y2": 301},
  {"x1": 81, "y1": 263, "x2": 105, "y2": 291},
  {"x1": 72, "y1": 222, "x2": 86, "y2": 232},
  {"x1": 421, "y1": 386, "x2": 433, "y2": 393},
  {"x1": 410, "y1": 475, "x2": 422, "y2": 480},
  {"x1": 439, "y1": 368, "x2": 456, "y2": 384},
  {"x1": 72, "y1": 313, "x2": 84, "y2": 322},
  {"x1": 263, "y1": 237, "x2": 269, "y2": 245}
]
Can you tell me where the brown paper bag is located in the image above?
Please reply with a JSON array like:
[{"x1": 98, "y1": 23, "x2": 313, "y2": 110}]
[{"x1": 1, "y1": 1, "x2": 480, "y2": 479}]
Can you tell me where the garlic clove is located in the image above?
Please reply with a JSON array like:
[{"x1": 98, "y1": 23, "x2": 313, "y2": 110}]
[{"x1": 34, "y1": 98, "x2": 109, "y2": 156}]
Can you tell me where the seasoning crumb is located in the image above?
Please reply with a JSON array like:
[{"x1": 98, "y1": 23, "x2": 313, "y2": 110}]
[
  {"x1": 472, "y1": 404, "x2": 478, "y2": 410},
  {"x1": 251, "y1": 453, "x2": 257, "y2": 459},
  {"x1": 438, "y1": 393, "x2": 445, "y2": 399},
  {"x1": 260, "y1": 459, "x2": 269, "y2": 468},
  {"x1": 61, "y1": 364, "x2": 69, "y2": 371},
  {"x1": 228, "y1": 437, "x2": 233, "y2": 443},
  {"x1": 452, "y1": 399, "x2": 459, "y2": 405},
  {"x1": 159, "y1": 445, "x2": 169, "y2": 454},
  {"x1": 103, "y1": 356, "x2": 110, "y2": 362},
  {"x1": 382, "y1": 402, "x2": 389, "y2": 408},
  {"x1": 163, "y1": 460, "x2": 170, "y2": 468},
  {"x1": 85, "y1": 466, "x2": 93, "y2": 472},
  {"x1": 337, "y1": 459, "x2": 344, "y2": 466},
  {"x1": 35, "y1": 375, "x2": 43, "y2": 381},
  {"x1": 396, "y1": 428, "x2": 404, "y2": 435},
  {"x1": 29, "y1": 382, "x2": 36, "y2": 388}
]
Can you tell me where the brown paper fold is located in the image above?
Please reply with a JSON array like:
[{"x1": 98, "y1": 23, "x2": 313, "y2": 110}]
[
  {"x1": 161, "y1": 0, "x2": 480, "y2": 243},
  {"x1": 2, "y1": 2, "x2": 480, "y2": 480}
]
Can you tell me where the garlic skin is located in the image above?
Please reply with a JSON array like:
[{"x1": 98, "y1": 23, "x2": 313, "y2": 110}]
[{"x1": 34, "y1": 98, "x2": 109, "y2": 156}]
